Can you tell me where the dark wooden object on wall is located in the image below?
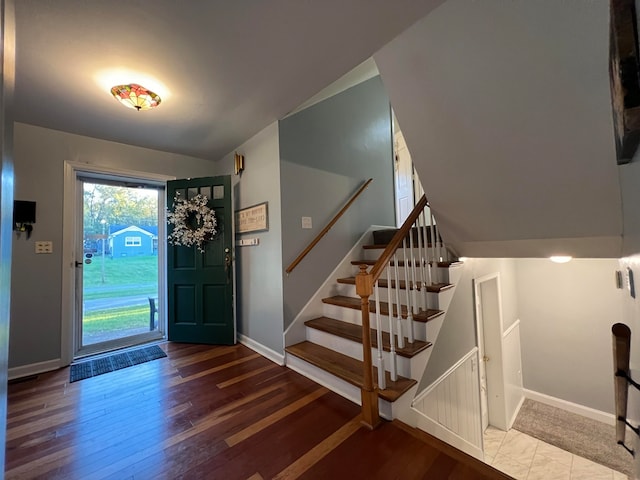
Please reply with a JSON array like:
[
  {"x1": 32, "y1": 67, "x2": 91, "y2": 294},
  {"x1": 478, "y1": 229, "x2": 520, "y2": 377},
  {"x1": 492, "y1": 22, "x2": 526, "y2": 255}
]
[{"x1": 610, "y1": 0, "x2": 640, "y2": 164}]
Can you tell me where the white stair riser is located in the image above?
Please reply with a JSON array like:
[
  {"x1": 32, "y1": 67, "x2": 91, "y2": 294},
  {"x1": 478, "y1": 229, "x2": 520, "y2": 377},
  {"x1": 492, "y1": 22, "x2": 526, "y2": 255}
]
[
  {"x1": 337, "y1": 283, "x2": 440, "y2": 310},
  {"x1": 306, "y1": 327, "x2": 414, "y2": 378},
  {"x1": 355, "y1": 264, "x2": 436, "y2": 280},
  {"x1": 365, "y1": 246, "x2": 445, "y2": 262},
  {"x1": 321, "y1": 303, "x2": 430, "y2": 342},
  {"x1": 322, "y1": 303, "x2": 362, "y2": 325},
  {"x1": 351, "y1": 265, "x2": 453, "y2": 286},
  {"x1": 436, "y1": 264, "x2": 463, "y2": 285},
  {"x1": 332, "y1": 282, "x2": 355, "y2": 297},
  {"x1": 435, "y1": 288, "x2": 455, "y2": 312}
]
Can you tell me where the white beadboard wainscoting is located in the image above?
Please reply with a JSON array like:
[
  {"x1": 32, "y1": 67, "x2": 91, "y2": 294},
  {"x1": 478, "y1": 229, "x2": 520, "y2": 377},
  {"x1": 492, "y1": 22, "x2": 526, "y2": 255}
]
[{"x1": 412, "y1": 348, "x2": 483, "y2": 459}]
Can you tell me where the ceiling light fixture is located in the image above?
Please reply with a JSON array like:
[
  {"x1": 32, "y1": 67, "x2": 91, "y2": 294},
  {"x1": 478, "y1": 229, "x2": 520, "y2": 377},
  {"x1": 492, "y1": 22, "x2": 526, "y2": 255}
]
[
  {"x1": 110, "y1": 83, "x2": 161, "y2": 111},
  {"x1": 549, "y1": 255, "x2": 572, "y2": 264}
]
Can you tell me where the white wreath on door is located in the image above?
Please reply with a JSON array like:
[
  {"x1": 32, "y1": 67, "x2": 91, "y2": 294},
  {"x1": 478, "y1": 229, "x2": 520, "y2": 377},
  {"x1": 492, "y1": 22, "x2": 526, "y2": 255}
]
[{"x1": 167, "y1": 193, "x2": 217, "y2": 253}]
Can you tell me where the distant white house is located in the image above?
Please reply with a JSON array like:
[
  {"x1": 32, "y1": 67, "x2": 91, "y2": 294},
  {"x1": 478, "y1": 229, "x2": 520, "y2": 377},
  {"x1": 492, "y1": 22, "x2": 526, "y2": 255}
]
[{"x1": 109, "y1": 225, "x2": 158, "y2": 257}]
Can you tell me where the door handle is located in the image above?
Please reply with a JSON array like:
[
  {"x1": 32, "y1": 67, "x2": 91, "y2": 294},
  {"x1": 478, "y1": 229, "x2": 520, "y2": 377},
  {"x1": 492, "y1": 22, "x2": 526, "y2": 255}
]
[
  {"x1": 224, "y1": 253, "x2": 231, "y2": 284},
  {"x1": 75, "y1": 261, "x2": 83, "y2": 268}
]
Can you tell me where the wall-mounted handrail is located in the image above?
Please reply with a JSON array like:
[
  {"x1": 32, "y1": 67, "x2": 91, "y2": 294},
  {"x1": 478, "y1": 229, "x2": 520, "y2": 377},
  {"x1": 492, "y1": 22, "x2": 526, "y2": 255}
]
[
  {"x1": 285, "y1": 178, "x2": 373, "y2": 274},
  {"x1": 612, "y1": 322, "x2": 637, "y2": 456}
]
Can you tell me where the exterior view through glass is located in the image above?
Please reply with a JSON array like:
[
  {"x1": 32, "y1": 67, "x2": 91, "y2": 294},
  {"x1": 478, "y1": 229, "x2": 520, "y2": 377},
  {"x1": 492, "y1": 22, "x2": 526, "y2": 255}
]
[{"x1": 81, "y1": 181, "x2": 159, "y2": 347}]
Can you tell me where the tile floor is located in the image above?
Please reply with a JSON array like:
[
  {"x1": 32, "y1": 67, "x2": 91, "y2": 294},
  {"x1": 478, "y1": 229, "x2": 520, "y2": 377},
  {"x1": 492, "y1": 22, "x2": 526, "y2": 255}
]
[{"x1": 484, "y1": 427, "x2": 630, "y2": 480}]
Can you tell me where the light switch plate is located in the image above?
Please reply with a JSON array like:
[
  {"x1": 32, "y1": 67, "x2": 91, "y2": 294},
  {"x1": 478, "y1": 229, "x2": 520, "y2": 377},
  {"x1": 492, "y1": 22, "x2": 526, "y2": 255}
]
[
  {"x1": 35, "y1": 241, "x2": 53, "y2": 254},
  {"x1": 236, "y1": 238, "x2": 259, "y2": 246},
  {"x1": 301, "y1": 217, "x2": 312, "y2": 229}
]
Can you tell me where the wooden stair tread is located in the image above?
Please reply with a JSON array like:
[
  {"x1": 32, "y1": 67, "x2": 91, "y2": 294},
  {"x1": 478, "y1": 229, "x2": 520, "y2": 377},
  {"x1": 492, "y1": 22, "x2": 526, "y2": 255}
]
[
  {"x1": 362, "y1": 244, "x2": 391, "y2": 250},
  {"x1": 434, "y1": 260, "x2": 464, "y2": 268},
  {"x1": 305, "y1": 316, "x2": 432, "y2": 358},
  {"x1": 285, "y1": 341, "x2": 417, "y2": 402},
  {"x1": 351, "y1": 259, "x2": 462, "y2": 268},
  {"x1": 322, "y1": 295, "x2": 444, "y2": 323},
  {"x1": 351, "y1": 259, "x2": 377, "y2": 266},
  {"x1": 363, "y1": 244, "x2": 438, "y2": 249},
  {"x1": 337, "y1": 276, "x2": 454, "y2": 293}
]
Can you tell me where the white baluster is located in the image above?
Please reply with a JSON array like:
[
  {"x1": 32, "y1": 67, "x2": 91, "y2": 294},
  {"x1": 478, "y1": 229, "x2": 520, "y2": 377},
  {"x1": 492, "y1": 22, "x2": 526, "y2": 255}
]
[
  {"x1": 402, "y1": 238, "x2": 415, "y2": 343},
  {"x1": 393, "y1": 252, "x2": 405, "y2": 349},
  {"x1": 415, "y1": 215, "x2": 426, "y2": 312},
  {"x1": 408, "y1": 219, "x2": 420, "y2": 314},
  {"x1": 429, "y1": 209, "x2": 438, "y2": 284},
  {"x1": 386, "y1": 262, "x2": 398, "y2": 382},
  {"x1": 421, "y1": 209, "x2": 432, "y2": 287},
  {"x1": 416, "y1": 215, "x2": 428, "y2": 311},
  {"x1": 374, "y1": 280, "x2": 386, "y2": 391}
]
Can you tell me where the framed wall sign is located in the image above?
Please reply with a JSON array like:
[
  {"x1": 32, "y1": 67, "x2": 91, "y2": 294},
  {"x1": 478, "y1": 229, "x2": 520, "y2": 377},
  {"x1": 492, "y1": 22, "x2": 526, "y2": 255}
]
[{"x1": 236, "y1": 202, "x2": 268, "y2": 234}]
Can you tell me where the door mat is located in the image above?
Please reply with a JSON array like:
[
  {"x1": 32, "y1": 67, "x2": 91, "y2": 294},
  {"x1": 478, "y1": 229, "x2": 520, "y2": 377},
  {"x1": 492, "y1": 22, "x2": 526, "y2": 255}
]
[
  {"x1": 70, "y1": 345, "x2": 167, "y2": 383},
  {"x1": 512, "y1": 398, "x2": 633, "y2": 477}
]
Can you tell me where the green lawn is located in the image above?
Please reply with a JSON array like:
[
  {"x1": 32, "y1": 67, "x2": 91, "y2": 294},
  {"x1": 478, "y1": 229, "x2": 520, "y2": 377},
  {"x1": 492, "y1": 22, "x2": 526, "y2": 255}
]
[
  {"x1": 83, "y1": 306, "x2": 149, "y2": 334},
  {"x1": 82, "y1": 255, "x2": 159, "y2": 338},
  {"x1": 83, "y1": 255, "x2": 158, "y2": 298}
]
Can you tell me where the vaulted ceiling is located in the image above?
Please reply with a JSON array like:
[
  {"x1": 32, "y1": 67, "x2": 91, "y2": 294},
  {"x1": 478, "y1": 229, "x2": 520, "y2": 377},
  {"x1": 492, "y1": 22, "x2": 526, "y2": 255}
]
[
  {"x1": 18, "y1": 1, "x2": 639, "y2": 258},
  {"x1": 375, "y1": 0, "x2": 628, "y2": 258},
  {"x1": 15, "y1": 0, "x2": 443, "y2": 160}
]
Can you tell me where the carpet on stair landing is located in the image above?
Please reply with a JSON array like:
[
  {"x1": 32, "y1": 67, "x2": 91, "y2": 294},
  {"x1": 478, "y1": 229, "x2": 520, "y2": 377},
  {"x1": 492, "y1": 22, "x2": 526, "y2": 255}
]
[
  {"x1": 69, "y1": 345, "x2": 167, "y2": 383},
  {"x1": 512, "y1": 398, "x2": 633, "y2": 477}
]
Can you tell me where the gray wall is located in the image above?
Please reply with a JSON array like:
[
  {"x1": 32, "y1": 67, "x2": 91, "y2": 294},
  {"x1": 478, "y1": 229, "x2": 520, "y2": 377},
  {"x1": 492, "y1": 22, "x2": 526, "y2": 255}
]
[
  {"x1": 516, "y1": 258, "x2": 621, "y2": 414},
  {"x1": 279, "y1": 76, "x2": 395, "y2": 327},
  {"x1": 217, "y1": 123, "x2": 285, "y2": 354},
  {"x1": 420, "y1": 258, "x2": 519, "y2": 389},
  {"x1": 620, "y1": 162, "x2": 640, "y2": 256},
  {"x1": 421, "y1": 257, "x2": 620, "y2": 415},
  {"x1": 11, "y1": 123, "x2": 217, "y2": 368}
]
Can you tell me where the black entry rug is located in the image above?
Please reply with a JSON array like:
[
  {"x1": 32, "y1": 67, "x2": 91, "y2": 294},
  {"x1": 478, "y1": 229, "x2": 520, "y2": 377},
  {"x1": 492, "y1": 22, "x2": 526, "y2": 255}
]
[
  {"x1": 70, "y1": 345, "x2": 167, "y2": 383},
  {"x1": 512, "y1": 399, "x2": 633, "y2": 476}
]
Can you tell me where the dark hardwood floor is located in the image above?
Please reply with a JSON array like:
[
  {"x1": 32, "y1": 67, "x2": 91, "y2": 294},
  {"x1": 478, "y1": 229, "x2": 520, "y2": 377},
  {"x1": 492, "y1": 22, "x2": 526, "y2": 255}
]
[{"x1": 5, "y1": 343, "x2": 513, "y2": 479}]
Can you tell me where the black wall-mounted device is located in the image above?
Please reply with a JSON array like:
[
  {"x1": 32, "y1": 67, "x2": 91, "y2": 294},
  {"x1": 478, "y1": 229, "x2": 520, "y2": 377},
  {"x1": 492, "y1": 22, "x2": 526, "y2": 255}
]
[{"x1": 13, "y1": 200, "x2": 36, "y2": 238}]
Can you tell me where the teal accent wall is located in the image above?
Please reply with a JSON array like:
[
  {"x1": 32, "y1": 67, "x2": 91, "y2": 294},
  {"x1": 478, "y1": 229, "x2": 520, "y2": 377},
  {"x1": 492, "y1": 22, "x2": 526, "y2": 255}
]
[{"x1": 279, "y1": 76, "x2": 395, "y2": 328}]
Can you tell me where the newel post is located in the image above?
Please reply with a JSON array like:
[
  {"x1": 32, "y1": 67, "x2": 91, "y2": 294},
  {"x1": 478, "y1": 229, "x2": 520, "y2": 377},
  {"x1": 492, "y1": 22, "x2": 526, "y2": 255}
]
[{"x1": 355, "y1": 264, "x2": 381, "y2": 429}]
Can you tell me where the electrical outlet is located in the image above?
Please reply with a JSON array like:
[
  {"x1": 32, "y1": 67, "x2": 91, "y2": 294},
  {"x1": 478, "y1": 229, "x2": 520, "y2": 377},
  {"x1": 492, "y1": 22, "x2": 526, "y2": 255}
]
[
  {"x1": 301, "y1": 217, "x2": 312, "y2": 229},
  {"x1": 35, "y1": 241, "x2": 53, "y2": 254}
]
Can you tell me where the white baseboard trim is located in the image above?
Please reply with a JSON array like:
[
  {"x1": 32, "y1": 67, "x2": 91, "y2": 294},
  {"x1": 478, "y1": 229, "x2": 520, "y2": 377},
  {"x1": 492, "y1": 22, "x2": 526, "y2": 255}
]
[
  {"x1": 9, "y1": 358, "x2": 62, "y2": 380},
  {"x1": 238, "y1": 334, "x2": 285, "y2": 366},
  {"x1": 523, "y1": 389, "x2": 615, "y2": 426}
]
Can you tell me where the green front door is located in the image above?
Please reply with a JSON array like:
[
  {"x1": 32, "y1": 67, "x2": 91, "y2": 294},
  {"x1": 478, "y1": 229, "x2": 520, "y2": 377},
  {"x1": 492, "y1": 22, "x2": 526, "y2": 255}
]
[{"x1": 167, "y1": 176, "x2": 235, "y2": 344}]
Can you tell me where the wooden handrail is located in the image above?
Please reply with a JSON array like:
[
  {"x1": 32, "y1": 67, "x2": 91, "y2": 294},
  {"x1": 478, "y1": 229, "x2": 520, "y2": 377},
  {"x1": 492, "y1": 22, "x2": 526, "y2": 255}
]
[
  {"x1": 285, "y1": 178, "x2": 373, "y2": 274},
  {"x1": 368, "y1": 194, "x2": 428, "y2": 283},
  {"x1": 612, "y1": 323, "x2": 631, "y2": 447}
]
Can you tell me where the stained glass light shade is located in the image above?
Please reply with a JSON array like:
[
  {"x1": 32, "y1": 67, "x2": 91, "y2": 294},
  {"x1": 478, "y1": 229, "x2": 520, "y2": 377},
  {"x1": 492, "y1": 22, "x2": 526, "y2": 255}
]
[{"x1": 110, "y1": 83, "x2": 161, "y2": 111}]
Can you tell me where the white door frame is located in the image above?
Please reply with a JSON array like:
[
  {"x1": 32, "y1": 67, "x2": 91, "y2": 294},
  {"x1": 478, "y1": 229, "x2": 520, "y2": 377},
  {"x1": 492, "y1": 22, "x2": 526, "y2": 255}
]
[
  {"x1": 393, "y1": 129, "x2": 415, "y2": 227},
  {"x1": 474, "y1": 272, "x2": 509, "y2": 431},
  {"x1": 61, "y1": 161, "x2": 174, "y2": 365},
  {"x1": 475, "y1": 285, "x2": 490, "y2": 432}
]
